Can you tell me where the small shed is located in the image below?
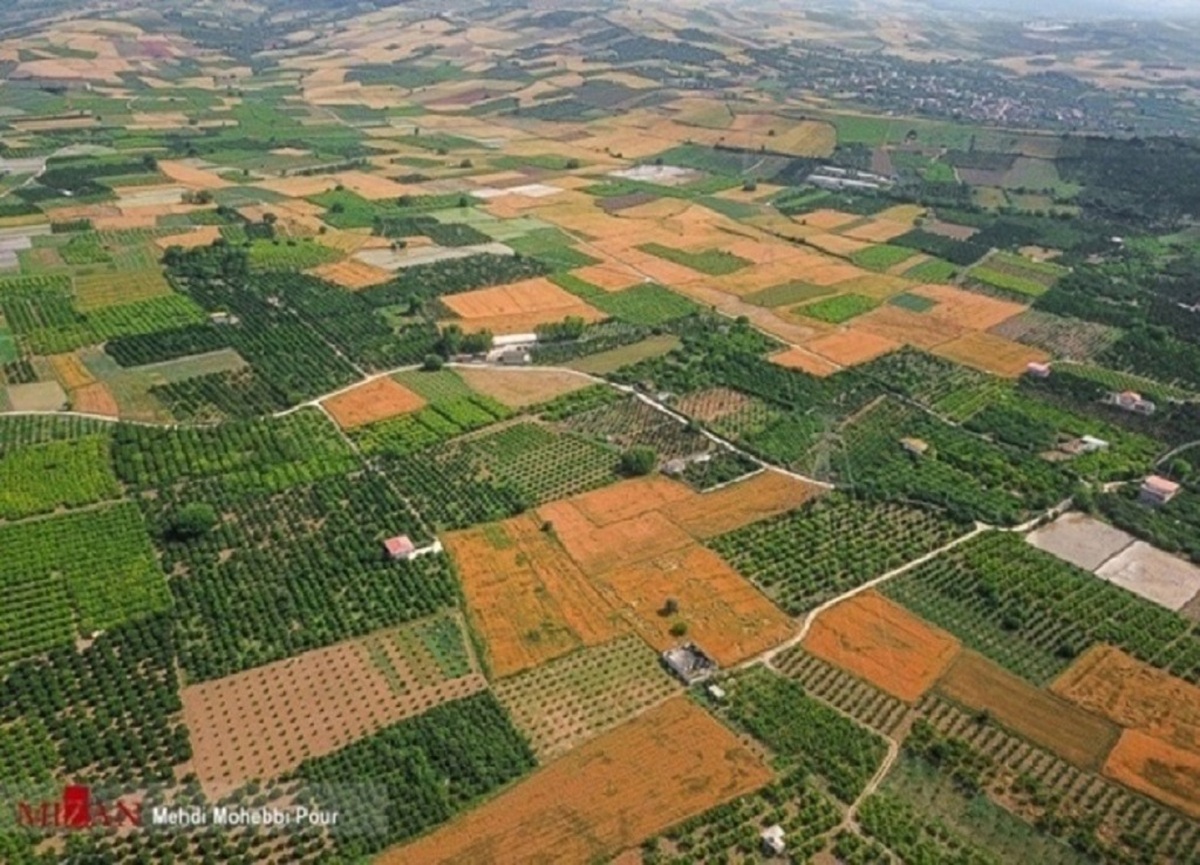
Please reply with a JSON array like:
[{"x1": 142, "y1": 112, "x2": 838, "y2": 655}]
[
  {"x1": 760, "y1": 824, "x2": 786, "y2": 856},
  {"x1": 384, "y1": 535, "x2": 417, "y2": 560},
  {"x1": 901, "y1": 437, "x2": 929, "y2": 457},
  {"x1": 1139, "y1": 476, "x2": 1180, "y2": 508},
  {"x1": 1025, "y1": 361, "x2": 1051, "y2": 378}
]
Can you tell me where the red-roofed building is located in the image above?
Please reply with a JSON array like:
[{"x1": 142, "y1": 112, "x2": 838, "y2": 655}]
[
  {"x1": 384, "y1": 535, "x2": 417, "y2": 560},
  {"x1": 1108, "y1": 390, "x2": 1157, "y2": 415},
  {"x1": 1139, "y1": 475, "x2": 1181, "y2": 508},
  {"x1": 1025, "y1": 361, "x2": 1051, "y2": 378}
]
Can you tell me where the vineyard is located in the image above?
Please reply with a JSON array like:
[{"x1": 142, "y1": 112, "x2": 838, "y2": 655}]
[
  {"x1": 882, "y1": 532, "x2": 1200, "y2": 686},
  {"x1": 493, "y1": 635, "x2": 679, "y2": 760},
  {"x1": 773, "y1": 646, "x2": 910, "y2": 736},
  {"x1": 290, "y1": 692, "x2": 536, "y2": 859},
  {"x1": 0, "y1": 503, "x2": 170, "y2": 668},
  {"x1": 714, "y1": 666, "x2": 888, "y2": 803},
  {"x1": 708, "y1": 494, "x2": 972, "y2": 614}
]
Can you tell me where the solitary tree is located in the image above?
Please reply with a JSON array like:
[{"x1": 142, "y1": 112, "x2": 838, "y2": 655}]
[
  {"x1": 619, "y1": 446, "x2": 657, "y2": 477},
  {"x1": 168, "y1": 503, "x2": 218, "y2": 541}
]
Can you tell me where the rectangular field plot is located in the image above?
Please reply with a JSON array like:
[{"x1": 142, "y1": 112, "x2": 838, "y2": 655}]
[
  {"x1": 494, "y1": 634, "x2": 679, "y2": 761},
  {"x1": 935, "y1": 650, "x2": 1119, "y2": 771},
  {"x1": 0, "y1": 503, "x2": 169, "y2": 667},
  {"x1": 0, "y1": 434, "x2": 120, "y2": 520},
  {"x1": 1095, "y1": 541, "x2": 1200, "y2": 612},
  {"x1": 1104, "y1": 730, "x2": 1200, "y2": 820},
  {"x1": 803, "y1": 591, "x2": 960, "y2": 703},
  {"x1": 709, "y1": 495, "x2": 971, "y2": 615},
  {"x1": 379, "y1": 697, "x2": 773, "y2": 865},
  {"x1": 773, "y1": 647, "x2": 910, "y2": 736},
  {"x1": 1026, "y1": 512, "x2": 1135, "y2": 571},
  {"x1": 181, "y1": 613, "x2": 487, "y2": 797}
]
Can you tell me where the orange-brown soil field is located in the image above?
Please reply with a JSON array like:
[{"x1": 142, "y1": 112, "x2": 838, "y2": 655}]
[
  {"x1": 661, "y1": 470, "x2": 823, "y2": 538},
  {"x1": 443, "y1": 514, "x2": 624, "y2": 677},
  {"x1": 1051, "y1": 644, "x2": 1200, "y2": 755},
  {"x1": 49, "y1": 353, "x2": 95, "y2": 390},
  {"x1": 157, "y1": 160, "x2": 230, "y2": 189},
  {"x1": 1103, "y1": 730, "x2": 1200, "y2": 819},
  {"x1": 378, "y1": 697, "x2": 773, "y2": 865},
  {"x1": 803, "y1": 591, "x2": 960, "y2": 702},
  {"x1": 854, "y1": 305, "x2": 963, "y2": 349},
  {"x1": 310, "y1": 258, "x2": 393, "y2": 290},
  {"x1": 768, "y1": 347, "x2": 841, "y2": 376},
  {"x1": 441, "y1": 277, "x2": 605, "y2": 333},
  {"x1": 181, "y1": 617, "x2": 486, "y2": 798},
  {"x1": 932, "y1": 330, "x2": 1050, "y2": 377},
  {"x1": 807, "y1": 329, "x2": 901, "y2": 366},
  {"x1": 70, "y1": 382, "x2": 119, "y2": 417},
  {"x1": 936, "y1": 651, "x2": 1119, "y2": 770},
  {"x1": 536, "y1": 504, "x2": 696, "y2": 575},
  {"x1": 456, "y1": 366, "x2": 591, "y2": 408},
  {"x1": 321, "y1": 377, "x2": 426, "y2": 429},
  {"x1": 913, "y1": 283, "x2": 1028, "y2": 330}
]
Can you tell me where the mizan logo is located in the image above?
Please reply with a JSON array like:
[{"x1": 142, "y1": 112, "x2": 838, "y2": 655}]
[{"x1": 17, "y1": 785, "x2": 142, "y2": 831}]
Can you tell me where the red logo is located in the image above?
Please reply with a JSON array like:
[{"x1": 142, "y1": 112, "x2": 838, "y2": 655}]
[{"x1": 16, "y1": 786, "x2": 142, "y2": 830}]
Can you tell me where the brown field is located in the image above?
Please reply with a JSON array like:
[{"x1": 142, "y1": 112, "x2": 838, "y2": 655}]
[
  {"x1": 1051, "y1": 645, "x2": 1200, "y2": 755},
  {"x1": 803, "y1": 591, "x2": 960, "y2": 703},
  {"x1": 769, "y1": 347, "x2": 841, "y2": 376},
  {"x1": 70, "y1": 382, "x2": 119, "y2": 417},
  {"x1": 255, "y1": 175, "x2": 340, "y2": 198},
  {"x1": 829, "y1": 273, "x2": 913, "y2": 300},
  {"x1": 806, "y1": 233, "x2": 871, "y2": 257},
  {"x1": 795, "y1": 209, "x2": 858, "y2": 230},
  {"x1": 936, "y1": 651, "x2": 1119, "y2": 770},
  {"x1": 933, "y1": 331, "x2": 1049, "y2": 377},
  {"x1": 672, "y1": 387, "x2": 762, "y2": 423},
  {"x1": 1103, "y1": 730, "x2": 1200, "y2": 819},
  {"x1": 5, "y1": 381, "x2": 67, "y2": 412},
  {"x1": 806, "y1": 329, "x2": 901, "y2": 366},
  {"x1": 379, "y1": 697, "x2": 773, "y2": 865},
  {"x1": 912, "y1": 283, "x2": 1028, "y2": 330},
  {"x1": 443, "y1": 514, "x2": 624, "y2": 677},
  {"x1": 842, "y1": 219, "x2": 913, "y2": 243},
  {"x1": 563, "y1": 476, "x2": 695, "y2": 527},
  {"x1": 181, "y1": 615, "x2": 487, "y2": 798},
  {"x1": 536, "y1": 503, "x2": 695, "y2": 575},
  {"x1": 456, "y1": 366, "x2": 591, "y2": 408},
  {"x1": 154, "y1": 225, "x2": 222, "y2": 250},
  {"x1": 309, "y1": 258, "x2": 393, "y2": 290},
  {"x1": 157, "y1": 160, "x2": 231, "y2": 189},
  {"x1": 314, "y1": 228, "x2": 374, "y2": 255},
  {"x1": 49, "y1": 353, "x2": 95, "y2": 390},
  {"x1": 321, "y1": 377, "x2": 426, "y2": 429},
  {"x1": 442, "y1": 277, "x2": 605, "y2": 333},
  {"x1": 599, "y1": 545, "x2": 793, "y2": 664},
  {"x1": 662, "y1": 471, "x2": 824, "y2": 539},
  {"x1": 854, "y1": 305, "x2": 963, "y2": 349},
  {"x1": 332, "y1": 169, "x2": 412, "y2": 200}
]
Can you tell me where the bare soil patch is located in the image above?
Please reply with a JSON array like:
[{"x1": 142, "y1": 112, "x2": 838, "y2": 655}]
[
  {"x1": 1025, "y1": 512, "x2": 1135, "y2": 572},
  {"x1": 457, "y1": 366, "x2": 591, "y2": 408},
  {"x1": 322, "y1": 377, "x2": 425, "y2": 429},
  {"x1": 1103, "y1": 730, "x2": 1200, "y2": 819},
  {"x1": 1094, "y1": 542, "x2": 1200, "y2": 611},
  {"x1": 663, "y1": 471, "x2": 824, "y2": 539},
  {"x1": 806, "y1": 329, "x2": 900, "y2": 366},
  {"x1": 932, "y1": 331, "x2": 1049, "y2": 377}
]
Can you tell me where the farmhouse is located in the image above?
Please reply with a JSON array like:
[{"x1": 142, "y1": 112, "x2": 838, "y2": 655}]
[
  {"x1": 1025, "y1": 361, "x2": 1051, "y2": 378},
  {"x1": 662, "y1": 643, "x2": 717, "y2": 683},
  {"x1": 900, "y1": 437, "x2": 930, "y2": 457},
  {"x1": 1060, "y1": 435, "x2": 1109, "y2": 456},
  {"x1": 383, "y1": 535, "x2": 444, "y2": 561},
  {"x1": 1139, "y1": 476, "x2": 1180, "y2": 508},
  {"x1": 1106, "y1": 390, "x2": 1156, "y2": 416},
  {"x1": 760, "y1": 824, "x2": 786, "y2": 857}
]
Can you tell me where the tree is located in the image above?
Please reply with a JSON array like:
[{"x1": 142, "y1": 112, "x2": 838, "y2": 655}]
[
  {"x1": 669, "y1": 621, "x2": 688, "y2": 637},
  {"x1": 459, "y1": 158, "x2": 473, "y2": 169},
  {"x1": 619, "y1": 446, "x2": 657, "y2": 477},
  {"x1": 565, "y1": 158, "x2": 580, "y2": 170},
  {"x1": 742, "y1": 179, "x2": 758, "y2": 192},
  {"x1": 422, "y1": 353, "x2": 444, "y2": 371},
  {"x1": 168, "y1": 503, "x2": 217, "y2": 541},
  {"x1": 659, "y1": 597, "x2": 679, "y2": 617}
]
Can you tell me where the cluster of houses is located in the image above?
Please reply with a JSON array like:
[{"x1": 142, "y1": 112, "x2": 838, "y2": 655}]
[{"x1": 1025, "y1": 363, "x2": 1158, "y2": 417}]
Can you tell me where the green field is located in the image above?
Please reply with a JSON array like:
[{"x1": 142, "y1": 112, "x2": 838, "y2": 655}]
[
  {"x1": 851, "y1": 244, "x2": 917, "y2": 271},
  {"x1": 744, "y1": 281, "x2": 835, "y2": 308},
  {"x1": 637, "y1": 242, "x2": 751, "y2": 275},
  {"x1": 889, "y1": 292, "x2": 937, "y2": 312},
  {"x1": 902, "y1": 257, "x2": 958, "y2": 283},
  {"x1": 797, "y1": 293, "x2": 879, "y2": 323}
]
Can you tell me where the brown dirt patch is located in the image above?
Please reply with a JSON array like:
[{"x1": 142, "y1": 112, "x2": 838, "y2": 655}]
[
  {"x1": 157, "y1": 160, "x2": 230, "y2": 189},
  {"x1": 309, "y1": 258, "x2": 392, "y2": 290},
  {"x1": 936, "y1": 651, "x2": 1119, "y2": 770},
  {"x1": 562, "y1": 477, "x2": 696, "y2": 527},
  {"x1": 70, "y1": 382, "x2": 119, "y2": 417},
  {"x1": 673, "y1": 387, "x2": 762, "y2": 422},
  {"x1": 456, "y1": 366, "x2": 591, "y2": 408},
  {"x1": 571, "y1": 262, "x2": 643, "y2": 291},
  {"x1": 806, "y1": 233, "x2": 871, "y2": 256},
  {"x1": 49, "y1": 353, "x2": 95, "y2": 390},
  {"x1": 180, "y1": 616, "x2": 486, "y2": 798},
  {"x1": 381, "y1": 697, "x2": 772, "y2": 865},
  {"x1": 841, "y1": 219, "x2": 914, "y2": 243},
  {"x1": 807, "y1": 329, "x2": 901, "y2": 367},
  {"x1": 154, "y1": 225, "x2": 222, "y2": 250},
  {"x1": 803, "y1": 591, "x2": 960, "y2": 703},
  {"x1": 1103, "y1": 730, "x2": 1200, "y2": 819},
  {"x1": 912, "y1": 283, "x2": 1029, "y2": 331},
  {"x1": 536, "y1": 503, "x2": 696, "y2": 575},
  {"x1": 1051, "y1": 644, "x2": 1200, "y2": 755},
  {"x1": 442, "y1": 277, "x2": 605, "y2": 334},
  {"x1": 854, "y1": 305, "x2": 962, "y2": 349},
  {"x1": 598, "y1": 546, "x2": 793, "y2": 665},
  {"x1": 768, "y1": 348, "x2": 841, "y2": 376},
  {"x1": 443, "y1": 515, "x2": 624, "y2": 677},
  {"x1": 932, "y1": 331, "x2": 1050, "y2": 377},
  {"x1": 799, "y1": 209, "x2": 859, "y2": 231},
  {"x1": 321, "y1": 377, "x2": 425, "y2": 429},
  {"x1": 663, "y1": 471, "x2": 824, "y2": 539}
]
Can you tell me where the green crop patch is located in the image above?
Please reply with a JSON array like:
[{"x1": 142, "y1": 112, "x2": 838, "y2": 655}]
[
  {"x1": 0, "y1": 435, "x2": 121, "y2": 520},
  {"x1": 889, "y1": 292, "x2": 937, "y2": 312},
  {"x1": 246, "y1": 238, "x2": 342, "y2": 271},
  {"x1": 902, "y1": 258, "x2": 958, "y2": 283},
  {"x1": 796, "y1": 293, "x2": 878, "y2": 323},
  {"x1": 744, "y1": 281, "x2": 835, "y2": 308},
  {"x1": 0, "y1": 503, "x2": 169, "y2": 667},
  {"x1": 588, "y1": 283, "x2": 699, "y2": 326},
  {"x1": 637, "y1": 242, "x2": 751, "y2": 275},
  {"x1": 850, "y1": 244, "x2": 917, "y2": 271}
]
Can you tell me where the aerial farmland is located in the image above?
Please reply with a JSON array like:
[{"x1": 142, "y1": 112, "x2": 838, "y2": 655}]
[{"x1": 1, "y1": 1, "x2": 1200, "y2": 863}]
